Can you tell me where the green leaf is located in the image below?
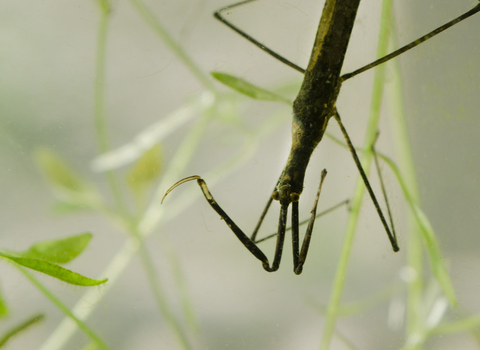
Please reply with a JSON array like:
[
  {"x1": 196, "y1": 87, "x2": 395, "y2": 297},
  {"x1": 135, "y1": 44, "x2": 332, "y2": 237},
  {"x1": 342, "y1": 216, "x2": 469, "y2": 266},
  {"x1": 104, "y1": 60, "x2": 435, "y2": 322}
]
[
  {"x1": 21, "y1": 233, "x2": 92, "y2": 264},
  {"x1": 34, "y1": 147, "x2": 102, "y2": 208},
  {"x1": 35, "y1": 147, "x2": 89, "y2": 192},
  {"x1": 51, "y1": 201, "x2": 92, "y2": 214},
  {"x1": 0, "y1": 285, "x2": 8, "y2": 317},
  {"x1": 431, "y1": 314, "x2": 480, "y2": 335},
  {"x1": 0, "y1": 253, "x2": 107, "y2": 286},
  {"x1": 80, "y1": 342, "x2": 100, "y2": 350},
  {"x1": 211, "y1": 72, "x2": 291, "y2": 104},
  {"x1": 126, "y1": 144, "x2": 163, "y2": 205}
]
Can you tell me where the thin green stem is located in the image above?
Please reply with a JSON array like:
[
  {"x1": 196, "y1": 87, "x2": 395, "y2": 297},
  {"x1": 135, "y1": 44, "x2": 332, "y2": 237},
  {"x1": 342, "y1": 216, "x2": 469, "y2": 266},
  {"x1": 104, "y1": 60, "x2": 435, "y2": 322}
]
[
  {"x1": 387, "y1": 13, "x2": 456, "y2": 315},
  {"x1": 139, "y1": 110, "x2": 212, "y2": 235},
  {"x1": 93, "y1": 5, "x2": 110, "y2": 154},
  {"x1": 93, "y1": 2, "x2": 128, "y2": 215},
  {"x1": 91, "y1": 8, "x2": 214, "y2": 347},
  {"x1": 161, "y1": 238, "x2": 199, "y2": 334},
  {"x1": 129, "y1": 0, "x2": 216, "y2": 92},
  {"x1": 80, "y1": 342, "x2": 99, "y2": 350},
  {"x1": 386, "y1": 20, "x2": 425, "y2": 348},
  {"x1": 0, "y1": 314, "x2": 44, "y2": 347},
  {"x1": 37, "y1": 97, "x2": 289, "y2": 350},
  {"x1": 320, "y1": 0, "x2": 393, "y2": 349},
  {"x1": 38, "y1": 237, "x2": 139, "y2": 350},
  {"x1": 383, "y1": 8, "x2": 456, "y2": 347},
  {"x1": 39, "y1": 2, "x2": 223, "y2": 349},
  {"x1": 18, "y1": 267, "x2": 111, "y2": 350},
  {"x1": 135, "y1": 235, "x2": 193, "y2": 350}
]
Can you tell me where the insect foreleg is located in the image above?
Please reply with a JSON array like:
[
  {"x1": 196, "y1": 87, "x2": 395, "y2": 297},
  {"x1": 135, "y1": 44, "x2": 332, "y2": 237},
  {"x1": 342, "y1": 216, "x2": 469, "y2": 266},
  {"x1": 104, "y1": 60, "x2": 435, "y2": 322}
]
[
  {"x1": 254, "y1": 199, "x2": 350, "y2": 244},
  {"x1": 294, "y1": 169, "x2": 327, "y2": 275},
  {"x1": 268, "y1": 204, "x2": 287, "y2": 272},
  {"x1": 194, "y1": 178, "x2": 275, "y2": 271},
  {"x1": 164, "y1": 176, "x2": 293, "y2": 272},
  {"x1": 250, "y1": 194, "x2": 274, "y2": 242}
]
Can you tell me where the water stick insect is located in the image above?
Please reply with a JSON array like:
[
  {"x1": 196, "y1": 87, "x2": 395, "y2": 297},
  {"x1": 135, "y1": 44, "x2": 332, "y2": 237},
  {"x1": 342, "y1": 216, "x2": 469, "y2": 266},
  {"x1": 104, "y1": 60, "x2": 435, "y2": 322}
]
[{"x1": 162, "y1": 0, "x2": 480, "y2": 274}]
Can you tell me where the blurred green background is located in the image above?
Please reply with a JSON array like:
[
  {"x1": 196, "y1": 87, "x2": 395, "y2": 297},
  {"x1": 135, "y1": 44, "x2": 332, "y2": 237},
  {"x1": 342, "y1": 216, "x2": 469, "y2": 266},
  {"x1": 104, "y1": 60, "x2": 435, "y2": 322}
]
[{"x1": 0, "y1": 0, "x2": 479, "y2": 349}]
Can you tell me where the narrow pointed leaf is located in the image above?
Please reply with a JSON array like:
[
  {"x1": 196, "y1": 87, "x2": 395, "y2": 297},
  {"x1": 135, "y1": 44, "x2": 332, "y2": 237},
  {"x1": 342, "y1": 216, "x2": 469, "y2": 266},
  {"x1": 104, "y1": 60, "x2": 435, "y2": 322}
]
[
  {"x1": 35, "y1": 147, "x2": 90, "y2": 192},
  {"x1": 0, "y1": 286, "x2": 8, "y2": 317},
  {"x1": 126, "y1": 144, "x2": 163, "y2": 195},
  {"x1": 0, "y1": 254, "x2": 107, "y2": 286},
  {"x1": 34, "y1": 148, "x2": 102, "y2": 208},
  {"x1": 211, "y1": 72, "x2": 291, "y2": 103},
  {"x1": 431, "y1": 314, "x2": 480, "y2": 335},
  {"x1": 51, "y1": 201, "x2": 92, "y2": 214},
  {"x1": 21, "y1": 233, "x2": 92, "y2": 264}
]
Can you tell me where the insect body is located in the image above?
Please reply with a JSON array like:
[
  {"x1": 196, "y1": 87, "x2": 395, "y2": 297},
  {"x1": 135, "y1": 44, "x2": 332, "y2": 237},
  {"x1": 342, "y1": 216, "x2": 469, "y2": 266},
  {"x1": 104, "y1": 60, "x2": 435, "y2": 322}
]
[
  {"x1": 282, "y1": 0, "x2": 358, "y2": 206},
  {"x1": 163, "y1": 0, "x2": 480, "y2": 274}
]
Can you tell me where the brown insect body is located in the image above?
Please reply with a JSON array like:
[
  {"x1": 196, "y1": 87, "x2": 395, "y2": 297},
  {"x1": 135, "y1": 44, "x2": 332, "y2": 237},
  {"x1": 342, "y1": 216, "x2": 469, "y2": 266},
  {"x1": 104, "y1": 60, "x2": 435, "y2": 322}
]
[{"x1": 277, "y1": 0, "x2": 360, "y2": 205}]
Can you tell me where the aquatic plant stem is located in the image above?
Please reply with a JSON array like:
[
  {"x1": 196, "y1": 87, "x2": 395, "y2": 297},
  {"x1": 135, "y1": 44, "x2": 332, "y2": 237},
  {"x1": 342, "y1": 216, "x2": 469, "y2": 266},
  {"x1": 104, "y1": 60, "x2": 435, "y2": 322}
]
[
  {"x1": 387, "y1": 25, "x2": 428, "y2": 349},
  {"x1": 19, "y1": 267, "x2": 111, "y2": 350},
  {"x1": 93, "y1": 1, "x2": 127, "y2": 215},
  {"x1": 0, "y1": 314, "x2": 44, "y2": 347},
  {"x1": 135, "y1": 231, "x2": 193, "y2": 350},
  {"x1": 386, "y1": 45, "x2": 424, "y2": 347},
  {"x1": 320, "y1": 0, "x2": 393, "y2": 348},
  {"x1": 130, "y1": 0, "x2": 216, "y2": 92}
]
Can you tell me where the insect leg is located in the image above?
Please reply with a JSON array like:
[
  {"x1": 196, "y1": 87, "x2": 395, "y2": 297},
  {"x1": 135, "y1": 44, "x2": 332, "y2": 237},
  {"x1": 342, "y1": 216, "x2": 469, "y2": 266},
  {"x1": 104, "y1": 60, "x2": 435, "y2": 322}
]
[
  {"x1": 166, "y1": 176, "x2": 289, "y2": 272},
  {"x1": 254, "y1": 199, "x2": 349, "y2": 244},
  {"x1": 291, "y1": 199, "x2": 300, "y2": 269},
  {"x1": 294, "y1": 169, "x2": 327, "y2": 275},
  {"x1": 341, "y1": 3, "x2": 480, "y2": 81},
  {"x1": 250, "y1": 194, "x2": 274, "y2": 242},
  {"x1": 371, "y1": 134, "x2": 397, "y2": 244},
  {"x1": 270, "y1": 204, "x2": 288, "y2": 272},
  {"x1": 214, "y1": 0, "x2": 305, "y2": 73},
  {"x1": 333, "y1": 109, "x2": 399, "y2": 252}
]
